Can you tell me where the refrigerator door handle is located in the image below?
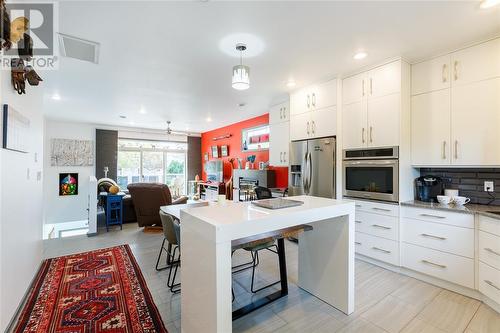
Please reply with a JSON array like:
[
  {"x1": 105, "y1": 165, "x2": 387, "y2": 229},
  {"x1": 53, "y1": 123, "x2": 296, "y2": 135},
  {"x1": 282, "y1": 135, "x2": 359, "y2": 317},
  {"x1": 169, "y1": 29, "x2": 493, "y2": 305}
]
[
  {"x1": 308, "y1": 152, "x2": 313, "y2": 195},
  {"x1": 302, "y1": 152, "x2": 308, "y2": 191}
]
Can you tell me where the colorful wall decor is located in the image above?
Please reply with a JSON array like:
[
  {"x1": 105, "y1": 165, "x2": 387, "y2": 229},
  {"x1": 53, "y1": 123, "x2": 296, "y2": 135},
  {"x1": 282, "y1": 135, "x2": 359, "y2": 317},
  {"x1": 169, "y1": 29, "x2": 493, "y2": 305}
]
[
  {"x1": 50, "y1": 138, "x2": 94, "y2": 166},
  {"x1": 211, "y1": 145, "x2": 219, "y2": 158},
  {"x1": 221, "y1": 145, "x2": 229, "y2": 157},
  {"x1": 200, "y1": 114, "x2": 288, "y2": 188},
  {"x1": 59, "y1": 173, "x2": 79, "y2": 196}
]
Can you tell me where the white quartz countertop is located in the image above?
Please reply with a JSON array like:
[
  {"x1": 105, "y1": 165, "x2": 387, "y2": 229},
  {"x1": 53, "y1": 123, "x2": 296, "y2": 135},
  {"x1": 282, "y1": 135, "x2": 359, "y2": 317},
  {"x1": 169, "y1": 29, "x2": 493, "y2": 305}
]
[{"x1": 181, "y1": 196, "x2": 355, "y2": 228}]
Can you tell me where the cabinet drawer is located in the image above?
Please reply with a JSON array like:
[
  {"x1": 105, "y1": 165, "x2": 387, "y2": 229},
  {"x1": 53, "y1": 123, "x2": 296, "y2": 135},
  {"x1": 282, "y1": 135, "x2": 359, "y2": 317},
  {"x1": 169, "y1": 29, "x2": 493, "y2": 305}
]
[
  {"x1": 401, "y1": 206, "x2": 473, "y2": 229},
  {"x1": 401, "y1": 218, "x2": 474, "y2": 258},
  {"x1": 479, "y1": 230, "x2": 500, "y2": 270},
  {"x1": 402, "y1": 243, "x2": 474, "y2": 289},
  {"x1": 355, "y1": 232, "x2": 399, "y2": 266},
  {"x1": 479, "y1": 262, "x2": 500, "y2": 305},
  {"x1": 355, "y1": 211, "x2": 399, "y2": 241},
  {"x1": 479, "y1": 215, "x2": 500, "y2": 237},
  {"x1": 355, "y1": 200, "x2": 399, "y2": 217}
]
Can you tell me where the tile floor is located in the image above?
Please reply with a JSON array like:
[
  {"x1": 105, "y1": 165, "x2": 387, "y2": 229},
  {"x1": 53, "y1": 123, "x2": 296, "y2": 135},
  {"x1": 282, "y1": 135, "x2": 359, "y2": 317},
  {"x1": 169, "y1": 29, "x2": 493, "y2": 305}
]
[{"x1": 42, "y1": 223, "x2": 500, "y2": 333}]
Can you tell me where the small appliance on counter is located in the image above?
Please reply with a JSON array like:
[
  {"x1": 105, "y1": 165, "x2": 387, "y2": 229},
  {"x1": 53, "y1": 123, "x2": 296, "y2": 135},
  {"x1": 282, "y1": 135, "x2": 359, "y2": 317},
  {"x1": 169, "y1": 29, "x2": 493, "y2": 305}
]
[{"x1": 415, "y1": 176, "x2": 443, "y2": 202}]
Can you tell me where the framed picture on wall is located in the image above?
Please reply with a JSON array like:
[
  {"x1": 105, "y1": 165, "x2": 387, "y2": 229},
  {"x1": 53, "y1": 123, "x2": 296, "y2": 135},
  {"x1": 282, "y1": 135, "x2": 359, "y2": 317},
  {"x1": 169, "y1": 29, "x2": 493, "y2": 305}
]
[
  {"x1": 211, "y1": 146, "x2": 219, "y2": 158},
  {"x1": 59, "y1": 173, "x2": 79, "y2": 196},
  {"x1": 221, "y1": 145, "x2": 228, "y2": 157},
  {"x1": 204, "y1": 152, "x2": 209, "y2": 161}
]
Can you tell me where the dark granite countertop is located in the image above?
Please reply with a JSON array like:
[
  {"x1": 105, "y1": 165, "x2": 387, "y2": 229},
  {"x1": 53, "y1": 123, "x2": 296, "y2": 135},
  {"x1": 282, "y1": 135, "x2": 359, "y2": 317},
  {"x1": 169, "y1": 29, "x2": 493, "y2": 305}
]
[{"x1": 401, "y1": 200, "x2": 500, "y2": 220}]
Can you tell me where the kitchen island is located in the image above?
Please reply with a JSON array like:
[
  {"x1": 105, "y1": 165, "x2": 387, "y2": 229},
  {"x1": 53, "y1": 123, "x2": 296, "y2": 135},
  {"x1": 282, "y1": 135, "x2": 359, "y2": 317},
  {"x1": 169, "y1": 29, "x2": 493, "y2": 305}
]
[{"x1": 180, "y1": 195, "x2": 355, "y2": 333}]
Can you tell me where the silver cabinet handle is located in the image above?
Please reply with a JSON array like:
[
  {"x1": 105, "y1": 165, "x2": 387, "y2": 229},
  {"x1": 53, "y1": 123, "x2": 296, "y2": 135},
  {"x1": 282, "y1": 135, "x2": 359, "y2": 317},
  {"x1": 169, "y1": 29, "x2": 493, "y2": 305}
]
[
  {"x1": 283, "y1": 152, "x2": 286, "y2": 162},
  {"x1": 369, "y1": 126, "x2": 373, "y2": 143},
  {"x1": 421, "y1": 233, "x2": 447, "y2": 241},
  {"x1": 362, "y1": 79, "x2": 365, "y2": 97},
  {"x1": 355, "y1": 242, "x2": 362, "y2": 245},
  {"x1": 454, "y1": 140, "x2": 458, "y2": 159},
  {"x1": 442, "y1": 141, "x2": 446, "y2": 160},
  {"x1": 312, "y1": 93, "x2": 316, "y2": 107},
  {"x1": 280, "y1": 152, "x2": 283, "y2": 163},
  {"x1": 420, "y1": 213, "x2": 446, "y2": 219},
  {"x1": 485, "y1": 248, "x2": 500, "y2": 257},
  {"x1": 485, "y1": 280, "x2": 500, "y2": 291},
  {"x1": 355, "y1": 204, "x2": 362, "y2": 208},
  {"x1": 372, "y1": 247, "x2": 391, "y2": 254},
  {"x1": 280, "y1": 108, "x2": 283, "y2": 119},
  {"x1": 306, "y1": 122, "x2": 310, "y2": 135},
  {"x1": 454, "y1": 60, "x2": 459, "y2": 81},
  {"x1": 283, "y1": 107, "x2": 286, "y2": 119},
  {"x1": 362, "y1": 128, "x2": 365, "y2": 143},
  {"x1": 307, "y1": 95, "x2": 310, "y2": 108},
  {"x1": 442, "y1": 64, "x2": 448, "y2": 83},
  {"x1": 355, "y1": 220, "x2": 362, "y2": 224},
  {"x1": 312, "y1": 121, "x2": 316, "y2": 134},
  {"x1": 372, "y1": 207, "x2": 391, "y2": 212},
  {"x1": 421, "y1": 260, "x2": 446, "y2": 269},
  {"x1": 370, "y1": 78, "x2": 373, "y2": 95},
  {"x1": 372, "y1": 224, "x2": 391, "y2": 230}
]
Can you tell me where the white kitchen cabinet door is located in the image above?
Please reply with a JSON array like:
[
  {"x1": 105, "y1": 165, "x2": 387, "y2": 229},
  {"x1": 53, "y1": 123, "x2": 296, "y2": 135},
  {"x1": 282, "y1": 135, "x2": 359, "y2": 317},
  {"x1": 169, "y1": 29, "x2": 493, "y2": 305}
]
[
  {"x1": 451, "y1": 38, "x2": 500, "y2": 87},
  {"x1": 269, "y1": 102, "x2": 289, "y2": 125},
  {"x1": 342, "y1": 73, "x2": 366, "y2": 105},
  {"x1": 310, "y1": 106, "x2": 337, "y2": 138},
  {"x1": 368, "y1": 61, "x2": 401, "y2": 98},
  {"x1": 451, "y1": 77, "x2": 500, "y2": 166},
  {"x1": 411, "y1": 89, "x2": 451, "y2": 165},
  {"x1": 269, "y1": 122, "x2": 290, "y2": 167},
  {"x1": 290, "y1": 112, "x2": 311, "y2": 141},
  {"x1": 342, "y1": 100, "x2": 368, "y2": 149},
  {"x1": 367, "y1": 93, "x2": 400, "y2": 147},
  {"x1": 411, "y1": 55, "x2": 451, "y2": 95},
  {"x1": 290, "y1": 87, "x2": 311, "y2": 116},
  {"x1": 310, "y1": 79, "x2": 337, "y2": 110}
]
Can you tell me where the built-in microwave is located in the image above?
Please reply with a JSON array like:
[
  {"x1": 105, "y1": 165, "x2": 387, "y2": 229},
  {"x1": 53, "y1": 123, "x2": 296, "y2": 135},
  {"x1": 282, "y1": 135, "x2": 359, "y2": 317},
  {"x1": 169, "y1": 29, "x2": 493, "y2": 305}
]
[{"x1": 342, "y1": 147, "x2": 399, "y2": 203}]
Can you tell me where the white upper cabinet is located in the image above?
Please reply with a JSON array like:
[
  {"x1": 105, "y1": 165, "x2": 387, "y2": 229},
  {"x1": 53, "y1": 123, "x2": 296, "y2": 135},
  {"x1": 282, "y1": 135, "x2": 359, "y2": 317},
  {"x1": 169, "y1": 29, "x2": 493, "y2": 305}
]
[
  {"x1": 269, "y1": 121, "x2": 290, "y2": 167},
  {"x1": 451, "y1": 78, "x2": 500, "y2": 166},
  {"x1": 451, "y1": 38, "x2": 500, "y2": 86},
  {"x1": 368, "y1": 60, "x2": 401, "y2": 98},
  {"x1": 411, "y1": 38, "x2": 500, "y2": 166},
  {"x1": 342, "y1": 73, "x2": 365, "y2": 105},
  {"x1": 342, "y1": 101, "x2": 367, "y2": 149},
  {"x1": 411, "y1": 89, "x2": 451, "y2": 165},
  {"x1": 367, "y1": 94, "x2": 400, "y2": 148},
  {"x1": 411, "y1": 54, "x2": 451, "y2": 95},
  {"x1": 269, "y1": 101, "x2": 289, "y2": 124},
  {"x1": 289, "y1": 79, "x2": 337, "y2": 140},
  {"x1": 342, "y1": 60, "x2": 403, "y2": 149}
]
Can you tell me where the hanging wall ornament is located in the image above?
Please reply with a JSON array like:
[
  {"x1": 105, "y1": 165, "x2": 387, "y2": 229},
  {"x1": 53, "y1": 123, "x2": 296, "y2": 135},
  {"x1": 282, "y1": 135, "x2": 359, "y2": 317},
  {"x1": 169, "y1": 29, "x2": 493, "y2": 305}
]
[{"x1": 0, "y1": 0, "x2": 11, "y2": 50}]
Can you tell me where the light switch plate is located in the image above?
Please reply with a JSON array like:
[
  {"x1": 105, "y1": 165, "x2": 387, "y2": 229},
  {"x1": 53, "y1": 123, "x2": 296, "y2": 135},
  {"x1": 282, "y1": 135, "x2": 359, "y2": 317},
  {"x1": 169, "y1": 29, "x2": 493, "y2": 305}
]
[{"x1": 484, "y1": 181, "x2": 494, "y2": 192}]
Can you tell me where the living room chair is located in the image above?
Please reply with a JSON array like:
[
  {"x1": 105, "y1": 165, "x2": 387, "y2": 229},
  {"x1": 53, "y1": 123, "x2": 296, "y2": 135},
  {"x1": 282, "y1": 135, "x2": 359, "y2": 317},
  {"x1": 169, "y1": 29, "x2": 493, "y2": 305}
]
[
  {"x1": 127, "y1": 183, "x2": 188, "y2": 228},
  {"x1": 158, "y1": 210, "x2": 181, "y2": 293}
]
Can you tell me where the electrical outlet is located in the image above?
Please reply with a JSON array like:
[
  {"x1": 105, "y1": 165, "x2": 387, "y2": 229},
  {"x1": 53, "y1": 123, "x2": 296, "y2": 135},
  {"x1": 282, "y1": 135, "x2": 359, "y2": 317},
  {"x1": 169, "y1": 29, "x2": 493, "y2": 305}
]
[{"x1": 484, "y1": 181, "x2": 494, "y2": 192}]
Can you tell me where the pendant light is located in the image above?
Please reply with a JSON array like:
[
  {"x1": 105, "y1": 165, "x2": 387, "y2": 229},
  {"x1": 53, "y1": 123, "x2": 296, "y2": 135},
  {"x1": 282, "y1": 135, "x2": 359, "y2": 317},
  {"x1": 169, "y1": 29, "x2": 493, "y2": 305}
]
[{"x1": 232, "y1": 43, "x2": 250, "y2": 90}]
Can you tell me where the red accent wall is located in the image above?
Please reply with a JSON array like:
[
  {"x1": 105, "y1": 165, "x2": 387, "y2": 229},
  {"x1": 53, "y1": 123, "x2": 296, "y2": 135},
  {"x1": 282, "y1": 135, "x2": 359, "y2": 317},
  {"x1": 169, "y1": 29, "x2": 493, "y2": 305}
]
[{"x1": 200, "y1": 114, "x2": 288, "y2": 188}]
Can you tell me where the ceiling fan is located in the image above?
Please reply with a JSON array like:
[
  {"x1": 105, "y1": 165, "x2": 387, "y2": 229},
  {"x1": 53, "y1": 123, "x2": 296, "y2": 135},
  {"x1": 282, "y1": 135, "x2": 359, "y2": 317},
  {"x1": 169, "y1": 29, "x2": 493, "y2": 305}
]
[{"x1": 165, "y1": 121, "x2": 186, "y2": 135}]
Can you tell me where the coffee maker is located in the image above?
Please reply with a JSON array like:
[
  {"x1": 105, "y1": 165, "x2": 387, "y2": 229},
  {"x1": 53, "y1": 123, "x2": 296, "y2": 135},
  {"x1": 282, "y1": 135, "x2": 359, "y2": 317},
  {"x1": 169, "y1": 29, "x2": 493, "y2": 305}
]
[{"x1": 415, "y1": 176, "x2": 443, "y2": 202}]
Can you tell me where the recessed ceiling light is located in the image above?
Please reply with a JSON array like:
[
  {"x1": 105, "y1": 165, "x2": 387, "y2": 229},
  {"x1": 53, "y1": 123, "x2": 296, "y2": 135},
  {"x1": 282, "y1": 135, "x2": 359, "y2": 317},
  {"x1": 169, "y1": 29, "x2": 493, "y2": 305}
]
[
  {"x1": 52, "y1": 93, "x2": 61, "y2": 101},
  {"x1": 286, "y1": 80, "x2": 296, "y2": 88},
  {"x1": 353, "y1": 52, "x2": 367, "y2": 60},
  {"x1": 139, "y1": 108, "x2": 147, "y2": 114},
  {"x1": 129, "y1": 121, "x2": 135, "y2": 126},
  {"x1": 480, "y1": 0, "x2": 500, "y2": 8},
  {"x1": 206, "y1": 117, "x2": 212, "y2": 122},
  {"x1": 119, "y1": 115, "x2": 127, "y2": 119}
]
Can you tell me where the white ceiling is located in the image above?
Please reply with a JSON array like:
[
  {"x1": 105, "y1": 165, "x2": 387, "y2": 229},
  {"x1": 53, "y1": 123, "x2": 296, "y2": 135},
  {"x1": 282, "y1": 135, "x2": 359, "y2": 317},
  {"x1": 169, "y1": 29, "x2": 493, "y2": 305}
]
[{"x1": 42, "y1": 1, "x2": 500, "y2": 134}]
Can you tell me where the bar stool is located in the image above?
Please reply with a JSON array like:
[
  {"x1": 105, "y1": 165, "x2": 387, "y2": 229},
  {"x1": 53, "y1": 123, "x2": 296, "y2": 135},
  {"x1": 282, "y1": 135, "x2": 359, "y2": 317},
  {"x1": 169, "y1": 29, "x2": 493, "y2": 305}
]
[{"x1": 159, "y1": 210, "x2": 181, "y2": 293}]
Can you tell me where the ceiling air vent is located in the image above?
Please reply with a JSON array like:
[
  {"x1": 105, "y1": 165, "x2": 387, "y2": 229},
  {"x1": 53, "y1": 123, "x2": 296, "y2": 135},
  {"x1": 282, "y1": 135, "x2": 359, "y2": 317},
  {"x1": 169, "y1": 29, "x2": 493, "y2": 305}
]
[{"x1": 58, "y1": 33, "x2": 100, "y2": 64}]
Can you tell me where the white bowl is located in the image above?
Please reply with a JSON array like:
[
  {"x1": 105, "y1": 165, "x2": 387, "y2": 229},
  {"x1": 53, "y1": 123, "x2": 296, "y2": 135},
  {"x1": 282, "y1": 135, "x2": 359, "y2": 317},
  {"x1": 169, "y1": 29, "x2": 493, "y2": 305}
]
[{"x1": 437, "y1": 195, "x2": 452, "y2": 205}]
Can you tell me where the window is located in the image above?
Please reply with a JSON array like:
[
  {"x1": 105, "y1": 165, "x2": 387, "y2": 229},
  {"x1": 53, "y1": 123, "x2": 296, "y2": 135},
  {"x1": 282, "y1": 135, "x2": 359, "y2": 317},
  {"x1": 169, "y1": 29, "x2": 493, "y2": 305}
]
[{"x1": 117, "y1": 139, "x2": 187, "y2": 196}]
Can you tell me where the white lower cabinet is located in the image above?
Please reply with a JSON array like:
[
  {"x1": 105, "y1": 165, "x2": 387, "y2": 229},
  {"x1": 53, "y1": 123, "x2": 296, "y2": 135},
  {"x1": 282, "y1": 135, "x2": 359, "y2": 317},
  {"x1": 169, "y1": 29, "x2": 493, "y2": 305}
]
[
  {"x1": 478, "y1": 215, "x2": 500, "y2": 306},
  {"x1": 355, "y1": 232, "x2": 400, "y2": 266},
  {"x1": 479, "y1": 262, "x2": 500, "y2": 305},
  {"x1": 478, "y1": 230, "x2": 500, "y2": 270},
  {"x1": 402, "y1": 243, "x2": 474, "y2": 289}
]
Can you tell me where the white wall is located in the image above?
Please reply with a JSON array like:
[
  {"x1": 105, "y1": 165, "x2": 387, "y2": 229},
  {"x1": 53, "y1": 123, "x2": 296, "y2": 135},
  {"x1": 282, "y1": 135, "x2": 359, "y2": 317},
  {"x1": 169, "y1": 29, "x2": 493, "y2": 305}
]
[
  {"x1": 43, "y1": 120, "x2": 95, "y2": 225},
  {"x1": 0, "y1": 74, "x2": 45, "y2": 330}
]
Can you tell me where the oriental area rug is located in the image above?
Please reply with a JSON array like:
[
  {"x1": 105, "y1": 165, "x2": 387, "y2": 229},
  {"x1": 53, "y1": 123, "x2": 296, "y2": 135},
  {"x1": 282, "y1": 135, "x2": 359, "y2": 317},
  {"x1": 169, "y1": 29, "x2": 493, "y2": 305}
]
[{"x1": 12, "y1": 245, "x2": 167, "y2": 333}]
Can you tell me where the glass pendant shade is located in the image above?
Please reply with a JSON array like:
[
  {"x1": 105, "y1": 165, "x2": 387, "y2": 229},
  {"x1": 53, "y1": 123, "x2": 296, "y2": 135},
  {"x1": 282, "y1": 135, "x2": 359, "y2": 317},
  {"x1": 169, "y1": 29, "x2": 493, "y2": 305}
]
[{"x1": 232, "y1": 64, "x2": 250, "y2": 90}]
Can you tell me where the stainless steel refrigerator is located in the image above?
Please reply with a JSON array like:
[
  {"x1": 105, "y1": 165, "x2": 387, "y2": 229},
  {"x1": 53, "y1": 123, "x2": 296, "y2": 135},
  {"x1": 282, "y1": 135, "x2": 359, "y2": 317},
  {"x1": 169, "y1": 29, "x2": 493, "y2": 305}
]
[{"x1": 289, "y1": 137, "x2": 336, "y2": 198}]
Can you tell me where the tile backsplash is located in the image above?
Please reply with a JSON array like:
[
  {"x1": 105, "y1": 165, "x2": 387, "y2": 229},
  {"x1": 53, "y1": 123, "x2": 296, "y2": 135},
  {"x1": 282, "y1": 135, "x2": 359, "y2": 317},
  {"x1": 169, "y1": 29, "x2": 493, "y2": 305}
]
[{"x1": 419, "y1": 168, "x2": 500, "y2": 206}]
